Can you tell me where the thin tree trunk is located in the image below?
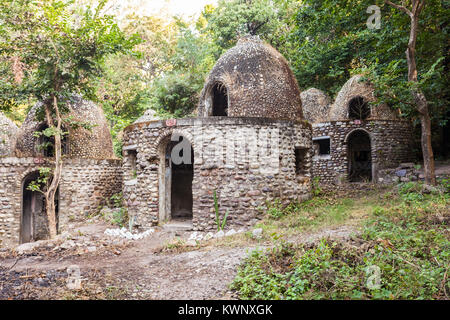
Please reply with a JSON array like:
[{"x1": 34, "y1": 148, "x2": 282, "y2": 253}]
[
  {"x1": 407, "y1": 15, "x2": 436, "y2": 186},
  {"x1": 43, "y1": 95, "x2": 63, "y2": 239},
  {"x1": 386, "y1": 0, "x2": 436, "y2": 185}
]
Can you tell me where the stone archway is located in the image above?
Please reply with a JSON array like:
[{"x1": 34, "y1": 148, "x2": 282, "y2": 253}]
[
  {"x1": 346, "y1": 130, "x2": 372, "y2": 182},
  {"x1": 158, "y1": 134, "x2": 194, "y2": 223},
  {"x1": 21, "y1": 171, "x2": 59, "y2": 243}
]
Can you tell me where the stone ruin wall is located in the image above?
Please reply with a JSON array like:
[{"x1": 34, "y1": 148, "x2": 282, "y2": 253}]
[
  {"x1": 312, "y1": 120, "x2": 414, "y2": 185},
  {"x1": 122, "y1": 117, "x2": 312, "y2": 231},
  {"x1": 0, "y1": 157, "x2": 122, "y2": 247}
]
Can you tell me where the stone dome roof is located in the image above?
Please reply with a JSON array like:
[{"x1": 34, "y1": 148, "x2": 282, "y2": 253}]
[
  {"x1": 0, "y1": 111, "x2": 18, "y2": 157},
  {"x1": 328, "y1": 75, "x2": 400, "y2": 121},
  {"x1": 300, "y1": 88, "x2": 332, "y2": 124},
  {"x1": 134, "y1": 108, "x2": 160, "y2": 124},
  {"x1": 198, "y1": 36, "x2": 303, "y2": 121},
  {"x1": 15, "y1": 96, "x2": 115, "y2": 159}
]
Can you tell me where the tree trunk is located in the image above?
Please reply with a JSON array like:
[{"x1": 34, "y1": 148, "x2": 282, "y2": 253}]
[
  {"x1": 406, "y1": 14, "x2": 436, "y2": 186},
  {"x1": 386, "y1": 0, "x2": 437, "y2": 185},
  {"x1": 43, "y1": 95, "x2": 63, "y2": 239}
]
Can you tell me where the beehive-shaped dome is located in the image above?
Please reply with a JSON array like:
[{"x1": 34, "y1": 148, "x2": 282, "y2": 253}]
[
  {"x1": 198, "y1": 36, "x2": 303, "y2": 121},
  {"x1": 328, "y1": 75, "x2": 400, "y2": 121},
  {"x1": 15, "y1": 96, "x2": 115, "y2": 159},
  {"x1": 300, "y1": 88, "x2": 332, "y2": 124},
  {"x1": 0, "y1": 112, "x2": 18, "y2": 157}
]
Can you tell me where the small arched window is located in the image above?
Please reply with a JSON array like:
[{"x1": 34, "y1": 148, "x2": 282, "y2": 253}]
[
  {"x1": 348, "y1": 96, "x2": 370, "y2": 120},
  {"x1": 36, "y1": 124, "x2": 69, "y2": 157},
  {"x1": 211, "y1": 83, "x2": 228, "y2": 116}
]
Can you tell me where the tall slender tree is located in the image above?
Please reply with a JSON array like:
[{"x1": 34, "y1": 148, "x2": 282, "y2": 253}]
[
  {"x1": 385, "y1": 0, "x2": 436, "y2": 185},
  {"x1": 0, "y1": 0, "x2": 139, "y2": 238}
]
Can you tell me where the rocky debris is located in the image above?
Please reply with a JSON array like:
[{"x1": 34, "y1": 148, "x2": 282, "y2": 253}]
[
  {"x1": 15, "y1": 241, "x2": 46, "y2": 255},
  {"x1": 104, "y1": 227, "x2": 155, "y2": 241},
  {"x1": 185, "y1": 228, "x2": 244, "y2": 245},
  {"x1": 252, "y1": 228, "x2": 263, "y2": 239}
]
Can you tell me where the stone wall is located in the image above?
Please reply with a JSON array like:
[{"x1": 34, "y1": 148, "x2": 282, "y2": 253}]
[
  {"x1": 123, "y1": 117, "x2": 312, "y2": 231},
  {"x1": 0, "y1": 157, "x2": 122, "y2": 247},
  {"x1": 312, "y1": 120, "x2": 414, "y2": 185}
]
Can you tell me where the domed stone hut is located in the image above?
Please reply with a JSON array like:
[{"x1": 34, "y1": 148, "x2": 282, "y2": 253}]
[
  {"x1": 301, "y1": 88, "x2": 332, "y2": 124},
  {"x1": 122, "y1": 37, "x2": 312, "y2": 231},
  {"x1": 328, "y1": 75, "x2": 400, "y2": 121},
  {"x1": 303, "y1": 75, "x2": 414, "y2": 185},
  {"x1": 0, "y1": 97, "x2": 122, "y2": 246},
  {"x1": 15, "y1": 96, "x2": 114, "y2": 159},
  {"x1": 0, "y1": 111, "x2": 18, "y2": 157},
  {"x1": 198, "y1": 36, "x2": 303, "y2": 120}
]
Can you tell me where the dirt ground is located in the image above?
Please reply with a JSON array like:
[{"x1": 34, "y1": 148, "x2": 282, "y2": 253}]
[
  {"x1": 0, "y1": 217, "x2": 357, "y2": 300},
  {"x1": 3, "y1": 175, "x2": 447, "y2": 300}
]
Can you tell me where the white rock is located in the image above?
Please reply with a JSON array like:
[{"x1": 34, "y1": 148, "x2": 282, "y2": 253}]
[
  {"x1": 87, "y1": 246, "x2": 97, "y2": 253},
  {"x1": 60, "y1": 240, "x2": 76, "y2": 250},
  {"x1": 215, "y1": 230, "x2": 225, "y2": 238},
  {"x1": 225, "y1": 229, "x2": 237, "y2": 237},
  {"x1": 204, "y1": 232, "x2": 214, "y2": 241},
  {"x1": 186, "y1": 239, "x2": 197, "y2": 247},
  {"x1": 252, "y1": 228, "x2": 263, "y2": 239},
  {"x1": 15, "y1": 241, "x2": 42, "y2": 255},
  {"x1": 189, "y1": 232, "x2": 199, "y2": 241}
]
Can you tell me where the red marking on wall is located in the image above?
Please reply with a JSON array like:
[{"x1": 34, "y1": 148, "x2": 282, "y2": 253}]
[{"x1": 166, "y1": 119, "x2": 177, "y2": 127}]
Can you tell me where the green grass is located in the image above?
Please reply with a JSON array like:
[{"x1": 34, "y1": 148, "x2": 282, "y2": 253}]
[
  {"x1": 231, "y1": 182, "x2": 450, "y2": 300},
  {"x1": 256, "y1": 189, "x2": 387, "y2": 239}
]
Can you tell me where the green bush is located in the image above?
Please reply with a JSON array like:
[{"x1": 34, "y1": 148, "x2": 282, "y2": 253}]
[{"x1": 231, "y1": 187, "x2": 450, "y2": 300}]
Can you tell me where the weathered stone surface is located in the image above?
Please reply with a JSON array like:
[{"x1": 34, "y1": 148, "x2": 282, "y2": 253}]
[
  {"x1": 198, "y1": 36, "x2": 303, "y2": 121},
  {"x1": 0, "y1": 158, "x2": 122, "y2": 247},
  {"x1": 122, "y1": 117, "x2": 312, "y2": 231}
]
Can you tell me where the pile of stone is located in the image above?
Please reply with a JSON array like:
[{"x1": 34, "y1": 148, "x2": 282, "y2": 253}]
[
  {"x1": 104, "y1": 227, "x2": 155, "y2": 241},
  {"x1": 378, "y1": 162, "x2": 423, "y2": 184}
]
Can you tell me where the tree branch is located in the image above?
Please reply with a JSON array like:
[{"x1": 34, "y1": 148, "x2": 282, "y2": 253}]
[{"x1": 385, "y1": 0, "x2": 413, "y2": 17}]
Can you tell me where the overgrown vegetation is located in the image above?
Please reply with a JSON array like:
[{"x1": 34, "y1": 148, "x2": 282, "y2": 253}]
[{"x1": 231, "y1": 182, "x2": 449, "y2": 299}]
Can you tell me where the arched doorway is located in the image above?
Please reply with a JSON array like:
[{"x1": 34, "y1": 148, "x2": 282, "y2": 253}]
[
  {"x1": 347, "y1": 130, "x2": 372, "y2": 182},
  {"x1": 21, "y1": 172, "x2": 59, "y2": 243},
  {"x1": 211, "y1": 83, "x2": 228, "y2": 116},
  {"x1": 159, "y1": 135, "x2": 194, "y2": 223}
]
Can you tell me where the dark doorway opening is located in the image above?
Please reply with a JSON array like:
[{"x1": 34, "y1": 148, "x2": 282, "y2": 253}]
[
  {"x1": 212, "y1": 83, "x2": 228, "y2": 116},
  {"x1": 21, "y1": 172, "x2": 59, "y2": 243},
  {"x1": 165, "y1": 137, "x2": 194, "y2": 220},
  {"x1": 348, "y1": 96, "x2": 370, "y2": 120},
  {"x1": 294, "y1": 147, "x2": 308, "y2": 176},
  {"x1": 347, "y1": 130, "x2": 372, "y2": 182}
]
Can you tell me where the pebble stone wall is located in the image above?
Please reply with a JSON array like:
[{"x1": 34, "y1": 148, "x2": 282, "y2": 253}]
[
  {"x1": 312, "y1": 120, "x2": 415, "y2": 185},
  {"x1": 122, "y1": 117, "x2": 312, "y2": 231},
  {"x1": 0, "y1": 157, "x2": 122, "y2": 246}
]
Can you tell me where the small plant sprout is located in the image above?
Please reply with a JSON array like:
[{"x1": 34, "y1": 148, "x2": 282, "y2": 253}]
[{"x1": 213, "y1": 190, "x2": 229, "y2": 231}]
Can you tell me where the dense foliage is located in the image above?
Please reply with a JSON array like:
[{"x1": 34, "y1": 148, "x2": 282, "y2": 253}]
[
  {"x1": 1, "y1": 0, "x2": 448, "y2": 159},
  {"x1": 231, "y1": 181, "x2": 450, "y2": 300}
]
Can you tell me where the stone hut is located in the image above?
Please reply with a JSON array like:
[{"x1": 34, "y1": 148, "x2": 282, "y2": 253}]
[
  {"x1": 198, "y1": 36, "x2": 303, "y2": 120},
  {"x1": 0, "y1": 97, "x2": 122, "y2": 246},
  {"x1": 0, "y1": 111, "x2": 18, "y2": 157},
  {"x1": 123, "y1": 37, "x2": 312, "y2": 231},
  {"x1": 302, "y1": 75, "x2": 414, "y2": 185}
]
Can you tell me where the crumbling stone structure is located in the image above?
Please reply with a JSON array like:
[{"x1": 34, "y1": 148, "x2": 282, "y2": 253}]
[
  {"x1": 301, "y1": 75, "x2": 414, "y2": 185},
  {"x1": 123, "y1": 37, "x2": 312, "y2": 231},
  {"x1": 0, "y1": 111, "x2": 18, "y2": 157},
  {"x1": 0, "y1": 97, "x2": 122, "y2": 246}
]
